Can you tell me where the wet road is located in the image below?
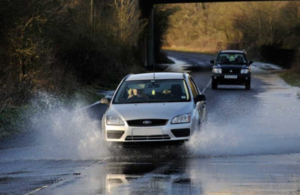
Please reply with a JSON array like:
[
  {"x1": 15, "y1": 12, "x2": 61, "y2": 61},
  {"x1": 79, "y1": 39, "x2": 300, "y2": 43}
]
[{"x1": 1, "y1": 51, "x2": 300, "y2": 195}]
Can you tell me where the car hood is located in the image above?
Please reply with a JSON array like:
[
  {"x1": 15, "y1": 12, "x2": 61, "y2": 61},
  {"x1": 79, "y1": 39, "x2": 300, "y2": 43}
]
[{"x1": 106, "y1": 102, "x2": 193, "y2": 120}]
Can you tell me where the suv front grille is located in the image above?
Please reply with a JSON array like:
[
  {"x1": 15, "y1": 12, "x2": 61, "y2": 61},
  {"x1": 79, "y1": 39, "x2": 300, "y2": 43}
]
[
  {"x1": 222, "y1": 68, "x2": 241, "y2": 74},
  {"x1": 125, "y1": 135, "x2": 170, "y2": 141},
  {"x1": 127, "y1": 119, "x2": 168, "y2": 127}
]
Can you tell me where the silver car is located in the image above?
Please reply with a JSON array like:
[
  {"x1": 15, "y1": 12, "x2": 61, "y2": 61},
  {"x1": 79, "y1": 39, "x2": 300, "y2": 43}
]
[{"x1": 101, "y1": 72, "x2": 206, "y2": 145}]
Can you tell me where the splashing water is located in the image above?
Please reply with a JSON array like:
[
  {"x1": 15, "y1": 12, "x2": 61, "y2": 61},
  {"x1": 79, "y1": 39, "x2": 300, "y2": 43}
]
[
  {"x1": 187, "y1": 76, "x2": 300, "y2": 157},
  {"x1": 27, "y1": 92, "x2": 109, "y2": 160}
]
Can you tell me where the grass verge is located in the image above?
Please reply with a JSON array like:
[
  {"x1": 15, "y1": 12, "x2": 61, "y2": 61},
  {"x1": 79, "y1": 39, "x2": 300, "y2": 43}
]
[
  {"x1": 280, "y1": 69, "x2": 300, "y2": 87},
  {"x1": 0, "y1": 106, "x2": 28, "y2": 139}
]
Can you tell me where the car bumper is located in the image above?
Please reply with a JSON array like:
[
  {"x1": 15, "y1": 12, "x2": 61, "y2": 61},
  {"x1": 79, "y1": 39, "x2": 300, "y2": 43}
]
[
  {"x1": 212, "y1": 74, "x2": 251, "y2": 85},
  {"x1": 105, "y1": 123, "x2": 191, "y2": 143}
]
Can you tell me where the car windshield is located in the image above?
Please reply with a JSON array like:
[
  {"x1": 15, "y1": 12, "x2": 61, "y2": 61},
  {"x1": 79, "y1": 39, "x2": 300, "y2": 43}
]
[
  {"x1": 113, "y1": 79, "x2": 191, "y2": 104},
  {"x1": 216, "y1": 53, "x2": 247, "y2": 65}
]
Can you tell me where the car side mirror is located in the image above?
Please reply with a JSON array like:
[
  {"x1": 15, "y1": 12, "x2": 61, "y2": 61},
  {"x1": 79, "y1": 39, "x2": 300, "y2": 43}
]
[
  {"x1": 248, "y1": 61, "x2": 253, "y2": 65},
  {"x1": 100, "y1": 97, "x2": 110, "y2": 105},
  {"x1": 194, "y1": 94, "x2": 206, "y2": 102},
  {"x1": 210, "y1": 60, "x2": 214, "y2": 64}
]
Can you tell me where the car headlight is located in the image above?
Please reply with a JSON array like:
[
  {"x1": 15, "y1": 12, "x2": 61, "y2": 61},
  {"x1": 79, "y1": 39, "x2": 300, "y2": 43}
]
[
  {"x1": 171, "y1": 113, "x2": 191, "y2": 124},
  {"x1": 241, "y1": 69, "x2": 249, "y2": 74},
  {"x1": 213, "y1": 67, "x2": 222, "y2": 74},
  {"x1": 106, "y1": 115, "x2": 124, "y2": 126}
]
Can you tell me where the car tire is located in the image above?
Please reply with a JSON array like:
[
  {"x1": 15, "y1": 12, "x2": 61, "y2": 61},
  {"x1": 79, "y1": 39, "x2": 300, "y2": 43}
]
[
  {"x1": 245, "y1": 82, "x2": 251, "y2": 90},
  {"x1": 211, "y1": 81, "x2": 217, "y2": 89}
]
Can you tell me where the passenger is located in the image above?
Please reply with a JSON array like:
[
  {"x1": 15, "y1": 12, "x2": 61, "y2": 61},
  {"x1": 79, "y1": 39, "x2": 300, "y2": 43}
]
[{"x1": 128, "y1": 89, "x2": 142, "y2": 99}]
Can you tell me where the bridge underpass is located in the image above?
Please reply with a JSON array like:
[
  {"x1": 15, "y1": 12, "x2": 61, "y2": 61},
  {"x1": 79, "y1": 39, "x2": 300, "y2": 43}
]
[{"x1": 138, "y1": 0, "x2": 255, "y2": 66}]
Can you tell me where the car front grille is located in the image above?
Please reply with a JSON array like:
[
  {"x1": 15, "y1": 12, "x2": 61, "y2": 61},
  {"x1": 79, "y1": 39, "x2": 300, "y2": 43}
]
[
  {"x1": 127, "y1": 119, "x2": 168, "y2": 127},
  {"x1": 125, "y1": 135, "x2": 170, "y2": 141}
]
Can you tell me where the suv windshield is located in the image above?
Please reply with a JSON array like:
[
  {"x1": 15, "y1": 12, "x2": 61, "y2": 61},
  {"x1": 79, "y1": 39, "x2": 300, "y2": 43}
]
[
  {"x1": 113, "y1": 79, "x2": 191, "y2": 104},
  {"x1": 216, "y1": 53, "x2": 247, "y2": 65}
]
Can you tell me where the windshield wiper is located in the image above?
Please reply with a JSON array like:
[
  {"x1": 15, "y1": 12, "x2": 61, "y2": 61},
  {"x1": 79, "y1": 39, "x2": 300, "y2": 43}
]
[
  {"x1": 118, "y1": 99, "x2": 187, "y2": 104},
  {"x1": 126, "y1": 101, "x2": 147, "y2": 103},
  {"x1": 164, "y1": 99, "x2": 184, "y2": 102}
]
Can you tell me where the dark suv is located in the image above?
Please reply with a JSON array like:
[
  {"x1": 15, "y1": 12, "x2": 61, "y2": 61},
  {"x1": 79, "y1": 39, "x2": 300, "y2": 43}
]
[{"x1": 210, "y1": 50, "x2": 253, "y2": 90}]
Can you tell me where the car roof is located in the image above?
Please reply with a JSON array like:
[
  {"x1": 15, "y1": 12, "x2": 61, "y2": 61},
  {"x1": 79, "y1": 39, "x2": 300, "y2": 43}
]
[
  {"x1": 125, "y1": 72, "x2": 187, "y2": 81},
  {"x1": 219, "y1": 50, "x2": 245, "y2": 54}
]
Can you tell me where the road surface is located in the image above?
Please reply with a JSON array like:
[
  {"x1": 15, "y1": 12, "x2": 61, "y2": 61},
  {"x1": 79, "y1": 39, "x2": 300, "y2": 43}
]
[{"x1": 0, "y1": 51, "x2": 300, "y2": 195}]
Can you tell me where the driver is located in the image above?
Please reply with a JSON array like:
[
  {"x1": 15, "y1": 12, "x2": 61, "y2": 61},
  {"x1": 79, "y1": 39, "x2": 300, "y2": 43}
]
[{"x1": 128, "y1": 89, "x2": 142, "y2": 99}]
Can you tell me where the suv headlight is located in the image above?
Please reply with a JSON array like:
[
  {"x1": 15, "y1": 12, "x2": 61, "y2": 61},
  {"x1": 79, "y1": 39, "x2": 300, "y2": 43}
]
[
  {"x1": 106, "y1": 115, "x2": 124, "y2": 126},
  {"x1": 171, "y1": 113, "x2": 191, "y2": 124},
  {"x1": 213, "y1": 67, "x2": 222, "y2": 74},
  {"x1": 241, "y1": 69, "x2": 249, "y2": 74}
]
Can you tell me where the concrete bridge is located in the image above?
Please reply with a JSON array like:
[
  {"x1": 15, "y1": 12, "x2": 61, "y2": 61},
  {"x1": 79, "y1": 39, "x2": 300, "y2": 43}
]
[{"x1": 138, "y1": 0, "x2": 254, "y2": 66}]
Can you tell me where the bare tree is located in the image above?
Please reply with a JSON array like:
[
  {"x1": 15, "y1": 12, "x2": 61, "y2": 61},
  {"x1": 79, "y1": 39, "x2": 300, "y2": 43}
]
[{"x1": 112, "y1": 0, "x2": 146, "y2": 46}]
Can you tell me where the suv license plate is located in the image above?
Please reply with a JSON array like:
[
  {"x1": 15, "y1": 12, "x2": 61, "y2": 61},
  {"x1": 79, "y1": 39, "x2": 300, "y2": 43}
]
[{"x1": 225, "y1": 75, "x2": 238, "y2": 79}]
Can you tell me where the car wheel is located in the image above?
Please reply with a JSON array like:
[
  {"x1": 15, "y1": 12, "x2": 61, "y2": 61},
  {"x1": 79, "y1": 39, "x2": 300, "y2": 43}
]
[
  {"x1": 245, "y1": 82, "x2": 251, "y2": 90},
  {"x1": 211, "y1": 81, "x2": 217, "y2": 89}
]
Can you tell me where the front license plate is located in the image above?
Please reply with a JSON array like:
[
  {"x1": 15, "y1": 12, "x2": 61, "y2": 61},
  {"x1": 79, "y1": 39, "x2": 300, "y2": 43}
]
[
  {"x1": 132, "y1": 128, "x2": 162, "y2": 136},
  {"x1": 224, "y1": 75, "x2": 238, "y2": 79}
]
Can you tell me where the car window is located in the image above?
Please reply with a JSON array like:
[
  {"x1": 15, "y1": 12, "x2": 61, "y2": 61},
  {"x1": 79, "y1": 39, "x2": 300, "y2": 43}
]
[
  {"x1": 113, "y1": 79, "x2": 191, "y2": 104},
  {"x1": 216, "y1": 53, "x2": 247, "y2": 64},
  {"x1": 188, "y1": 78, "x2": 199, "y2": 98}
]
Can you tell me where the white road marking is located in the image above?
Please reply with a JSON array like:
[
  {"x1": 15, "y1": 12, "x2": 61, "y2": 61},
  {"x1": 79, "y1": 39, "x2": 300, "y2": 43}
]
[
  {"x1": 201, "y1": 80, "x2": 212, "y2": 94},
  {"x1": 24, "y1": 185, "x2": 48, "y2": 195}
]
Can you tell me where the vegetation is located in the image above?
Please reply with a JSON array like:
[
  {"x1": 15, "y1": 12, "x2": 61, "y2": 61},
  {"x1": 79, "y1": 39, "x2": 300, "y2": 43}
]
[
  {"x1": 0, "y1": 106, "x2": 26, "y2": 138},
  {"x1": 0, "y1": 0, "x2": 146, "y2": 139},
  {"x1": 280, "y1": 53, "x2": 300, "y2": 87},
  {"x1": 0, "y1": 0, "x2": 146, "y2": 104},
  {"x1": 280, "y1": 70, "x2": 300, "y2": 87}
]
